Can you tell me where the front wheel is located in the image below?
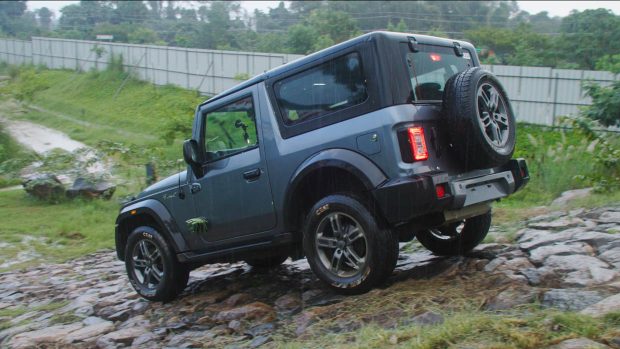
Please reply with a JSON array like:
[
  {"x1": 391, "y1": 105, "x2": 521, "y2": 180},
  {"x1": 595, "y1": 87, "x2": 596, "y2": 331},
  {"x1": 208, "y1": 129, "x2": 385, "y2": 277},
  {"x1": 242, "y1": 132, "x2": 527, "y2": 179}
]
[
  {"x1": 416, "y1": 211, "x2": 492, "y2": 256},
  {"x1": 125, "y1": 226, "x2": 189, "y2": 302},
  {"x1": 303, "y1": 194, "x2": 398, "y2": 294}
]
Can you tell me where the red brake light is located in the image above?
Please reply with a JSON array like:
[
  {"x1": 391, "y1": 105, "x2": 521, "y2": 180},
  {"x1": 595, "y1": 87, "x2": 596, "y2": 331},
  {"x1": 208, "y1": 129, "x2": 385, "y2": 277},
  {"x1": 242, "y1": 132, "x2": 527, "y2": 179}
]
[
  {"x1": 429, "y1": 53, "x2": 441, "y2": 62},
  {"x1": 435, "y1": 184, "x2": 446, "y2": 198},
  {"x1": 408, "y1": 127, "x2": 429, "y2": 161}
]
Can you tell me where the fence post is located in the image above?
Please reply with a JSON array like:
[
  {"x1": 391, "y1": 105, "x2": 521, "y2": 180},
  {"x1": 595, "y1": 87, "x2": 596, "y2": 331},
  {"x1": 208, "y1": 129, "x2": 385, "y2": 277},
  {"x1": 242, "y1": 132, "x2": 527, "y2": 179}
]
[
  {"x1": 185, "y1": 48, "x2": 190, "y2": 89},
  {"x1": 552, "y1": 72, "x2": 559, "y2": 126}
]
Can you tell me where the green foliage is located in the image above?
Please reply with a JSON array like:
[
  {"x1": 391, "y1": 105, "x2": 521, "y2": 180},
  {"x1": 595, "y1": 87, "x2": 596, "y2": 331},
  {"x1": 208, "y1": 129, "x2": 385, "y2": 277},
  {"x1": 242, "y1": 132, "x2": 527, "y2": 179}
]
[
  {"x1": 562, "y1": 116, "x2": 620, "y2": 192},
  {"x1": 8, "y1": 67, "x2": 50, "y2": 102},
  {"x1": 581, "y1": 80, "x2": 620, "y2": 127},
  {"x1": 595, "y1": 54, "x2": 620, "y2": 73},
  {"x1": 0, "y1": 124, "x2": 34, "y2": 188}
]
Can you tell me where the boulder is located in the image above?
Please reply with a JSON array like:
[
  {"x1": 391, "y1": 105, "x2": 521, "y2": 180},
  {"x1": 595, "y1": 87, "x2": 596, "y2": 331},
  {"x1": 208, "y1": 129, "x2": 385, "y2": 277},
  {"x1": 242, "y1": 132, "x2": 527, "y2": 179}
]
[
  {"x1": 21, "y1": 173, "x2": 65, "y2": 201},
  {"x1": 485, "y1": 287, "x2": 540, "y2": 310},
  {"x1": 579, "y1": 294, "x2": 620, "y2": 317},
  {"x1": 547, "y1": 338, "x2": 610, "y2": 349},
  {"x1": 541, "y1": 289, "x2": 605, "y2": 311},
  {"x1": 550, "y1": 188, "x2": 593, "y2": 206},
  {"x1": 8, "y1": 323, "x2": 83, "y2": 349},
  {"x1": 528, "y1": 242, "x2": 594, "y2": 264},
  {"x1": 66, "y1": 177, "x2": 116, "y2": 200},
  {"x1": 64, "y1": 321, "x2": 114, "y2": 343}
]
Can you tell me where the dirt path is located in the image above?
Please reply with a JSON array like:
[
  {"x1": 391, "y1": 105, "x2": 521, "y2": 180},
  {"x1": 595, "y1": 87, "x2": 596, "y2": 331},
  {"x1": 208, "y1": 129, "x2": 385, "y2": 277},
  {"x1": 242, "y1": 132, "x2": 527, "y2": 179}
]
[{"x1": 0, "y1": 117, "x2": 87, "y2": 154}]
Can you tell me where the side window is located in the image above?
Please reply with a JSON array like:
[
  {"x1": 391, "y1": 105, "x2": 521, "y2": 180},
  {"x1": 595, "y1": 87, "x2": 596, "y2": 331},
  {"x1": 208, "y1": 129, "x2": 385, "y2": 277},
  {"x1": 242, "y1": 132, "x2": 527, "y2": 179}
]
[
  {"x1": 274, "y1": 52, "x2": 368, "y2": 125},
  {"x1": 203, "y1": 95, "x2": 258, "y2": 162}
]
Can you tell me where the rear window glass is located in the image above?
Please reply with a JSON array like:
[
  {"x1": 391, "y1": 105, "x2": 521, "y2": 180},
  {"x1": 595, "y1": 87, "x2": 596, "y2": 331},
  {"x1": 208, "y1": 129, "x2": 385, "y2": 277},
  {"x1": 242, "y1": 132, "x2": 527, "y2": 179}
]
[
  {"x1": 274, "y1": 52, "x2": 368, "y2": 125},
  {"x1": 403, "y1": 44, "x2": 473, "y2": 101}
]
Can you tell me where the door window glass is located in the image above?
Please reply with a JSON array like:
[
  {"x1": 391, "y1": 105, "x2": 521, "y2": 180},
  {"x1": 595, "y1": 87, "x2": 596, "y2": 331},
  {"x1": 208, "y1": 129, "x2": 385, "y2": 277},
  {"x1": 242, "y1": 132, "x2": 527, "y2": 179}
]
[{"x1": 204, "y1": 95, "x2": 258, "y2": 162}]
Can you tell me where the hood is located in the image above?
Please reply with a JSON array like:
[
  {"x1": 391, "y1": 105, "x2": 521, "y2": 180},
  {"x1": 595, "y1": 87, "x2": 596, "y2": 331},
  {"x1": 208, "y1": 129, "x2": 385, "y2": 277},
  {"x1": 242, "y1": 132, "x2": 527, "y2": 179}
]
[{"x1": 137, "y1": 171, "x2": 186, "y2": 199}]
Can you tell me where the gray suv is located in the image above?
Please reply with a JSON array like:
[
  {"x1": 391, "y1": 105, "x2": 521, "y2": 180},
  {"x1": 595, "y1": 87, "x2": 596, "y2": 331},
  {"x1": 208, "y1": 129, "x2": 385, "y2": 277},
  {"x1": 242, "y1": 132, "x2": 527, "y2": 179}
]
[{"x1": 115, "y1": 31, "x2": 529, "y2": 301}]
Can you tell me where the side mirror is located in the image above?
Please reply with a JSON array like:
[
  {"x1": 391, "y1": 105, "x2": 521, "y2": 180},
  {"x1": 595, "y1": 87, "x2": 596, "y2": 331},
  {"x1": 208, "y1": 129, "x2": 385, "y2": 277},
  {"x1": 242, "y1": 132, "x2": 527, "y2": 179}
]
[{"x1": 183, "y1": 139, "x2": 204, "y2": 178}]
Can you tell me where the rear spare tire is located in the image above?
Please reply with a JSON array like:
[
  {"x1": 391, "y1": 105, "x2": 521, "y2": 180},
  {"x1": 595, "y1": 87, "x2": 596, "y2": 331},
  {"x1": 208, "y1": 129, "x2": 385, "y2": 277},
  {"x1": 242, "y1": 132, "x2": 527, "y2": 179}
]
[{"x1": 443, "y1": 67, "x2": 516, "y2": 169}]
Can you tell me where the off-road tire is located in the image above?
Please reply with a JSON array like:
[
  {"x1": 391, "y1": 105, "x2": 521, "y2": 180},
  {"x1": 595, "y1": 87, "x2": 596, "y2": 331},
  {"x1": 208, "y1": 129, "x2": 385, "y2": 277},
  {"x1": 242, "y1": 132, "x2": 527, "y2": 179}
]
[
  {"x1": 416, "y1": 211, "x2": 492, "y2": 256},
  {"x1": 125, "y1": 226, "x2": 189, "y2": 302},
  {"x1": 443, "y1": 67, "x2": 516, "y2": 169},
  {"x1": 245, "y1": 253, "x2": 289, "y2": 269},
  {"x1": 303, "y1": 194, "x2": 398, "y2": 294}
]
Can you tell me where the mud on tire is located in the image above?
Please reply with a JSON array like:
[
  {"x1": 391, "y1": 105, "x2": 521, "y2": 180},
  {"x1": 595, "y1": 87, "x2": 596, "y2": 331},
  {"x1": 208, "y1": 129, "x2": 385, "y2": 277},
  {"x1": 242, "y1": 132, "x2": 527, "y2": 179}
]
[
  {"x1": 303, "y1": 194, "x2": 398, "y2": 294},
  {"x1": 443, "y1": 67, "x2": 516, "y2": 170}
]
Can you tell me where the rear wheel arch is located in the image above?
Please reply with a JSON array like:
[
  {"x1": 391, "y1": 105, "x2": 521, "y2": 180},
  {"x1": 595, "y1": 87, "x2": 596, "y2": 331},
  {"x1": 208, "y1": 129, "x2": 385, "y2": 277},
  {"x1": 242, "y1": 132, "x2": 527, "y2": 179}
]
[{"x1": 283, "y1": 149, "x2": 388, "y2": 234}]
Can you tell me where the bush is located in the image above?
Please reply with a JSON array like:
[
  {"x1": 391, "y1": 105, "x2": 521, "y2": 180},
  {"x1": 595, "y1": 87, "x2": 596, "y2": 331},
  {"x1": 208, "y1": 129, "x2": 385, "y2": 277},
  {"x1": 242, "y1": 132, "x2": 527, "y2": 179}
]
[{"x1": 582, "y1": 80, "x2": 620, "y2": 127}]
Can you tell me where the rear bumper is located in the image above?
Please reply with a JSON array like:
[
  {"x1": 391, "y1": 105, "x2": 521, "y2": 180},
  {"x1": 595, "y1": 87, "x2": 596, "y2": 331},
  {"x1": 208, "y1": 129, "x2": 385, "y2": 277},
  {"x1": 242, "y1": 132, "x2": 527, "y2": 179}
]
[{"x1": 372, "y1": 158, "x2": 529, "y2": 224}]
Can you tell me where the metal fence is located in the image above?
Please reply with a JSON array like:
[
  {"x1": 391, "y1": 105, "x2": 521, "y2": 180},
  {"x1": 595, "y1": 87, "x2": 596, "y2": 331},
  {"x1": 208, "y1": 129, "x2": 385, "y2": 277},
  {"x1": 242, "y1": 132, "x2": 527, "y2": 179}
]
[{"x1": 1, "y1": 36, "x2": 619, "y2": 126}]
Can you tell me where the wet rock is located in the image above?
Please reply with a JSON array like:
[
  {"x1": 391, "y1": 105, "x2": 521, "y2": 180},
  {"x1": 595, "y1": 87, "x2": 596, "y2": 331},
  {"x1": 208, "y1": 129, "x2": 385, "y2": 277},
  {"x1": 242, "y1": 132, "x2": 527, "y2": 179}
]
[
  {"x1": 543, "y1": 255, "x2": 616, "y2": 287},
  {"x1": 551, "y1": 188, "x2": 593, "y2": 206},
  {"x1": 529, "y1": 217, "x2": 585, "y2": 230},
  {"x1": 245, "y1": 323, "x2": 275, "y2": 337},
  {"x1": 132, "y1": 331, "x2": 158, "y2": 346},
  {"x1": 250, "y1": 335, "x2": 272, "y2": 348},
  {"x1": 214, "y1": 302, "x2": 276, "y2": 322},
  {"x1": 518, "y1": 230, "x2": 578, "y2": 250},
  {"x1": 485, "y1": 287, "x2": 539, "y2": 310},
  {"x1": 294, "y1": 307, "x2": 331, "y2": 336},
  {"x1": 407, "y1": 311, "x2": 444, "y2": 326},
  {"x1": 528, "y1": 242, "x2": 594, "y2": 264},
  {"x1": 66, "y1": 177, "x2": 116, "y2": 200},
  {"x1": 542, "y1": 289, "x2": 605, "y2": 311},
  {"x1": 21, "y1": 173, "x2": 65, "y2": 201},
  {"x1": 274, "y1": 293, "x2": 301, "y2": 312},
  {"x1": 580, "y1": 294, "x2": 620, "y2": 317},
  {"x1": 572, "y1": 231, "x2": 618, "y2": 249},
  {"x1": 64, "y1": 320, "x2": 114, "y2": 343},
  {"x1": 224, "y1": 293, "x2": 252, "y2": 307},
  {"x1": 547, "y1": 337, "x2": 610, "y2": 349},
  {"x1": 96, "y1": 326, "x2": 147, "y2": 347},
  {"x1": 598, "y1": 211, "x2": 620, "y2": 224},
  {"x1": 82, "y1": 316, "x2": 108, "y2": 326},
  {"x1": 8, "y1": 323, "x2": 83, "y2": 349}
]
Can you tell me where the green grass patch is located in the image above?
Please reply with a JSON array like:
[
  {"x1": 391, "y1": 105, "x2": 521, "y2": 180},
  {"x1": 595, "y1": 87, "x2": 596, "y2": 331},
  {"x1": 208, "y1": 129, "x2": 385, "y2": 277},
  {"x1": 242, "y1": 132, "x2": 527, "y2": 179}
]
[
  {"x1": 0, "y1": 190, "x2": 119, "y2": 272},
  {"x1": 278, "y1": 310, "x2": 620, "y2": 349}
]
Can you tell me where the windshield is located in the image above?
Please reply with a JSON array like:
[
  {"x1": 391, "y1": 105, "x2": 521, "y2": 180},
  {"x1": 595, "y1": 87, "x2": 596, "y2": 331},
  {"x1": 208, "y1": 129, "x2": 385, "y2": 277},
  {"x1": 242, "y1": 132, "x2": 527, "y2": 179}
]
[{"x1": 403, "y1": 44, "x2": 473, "y2": 101}]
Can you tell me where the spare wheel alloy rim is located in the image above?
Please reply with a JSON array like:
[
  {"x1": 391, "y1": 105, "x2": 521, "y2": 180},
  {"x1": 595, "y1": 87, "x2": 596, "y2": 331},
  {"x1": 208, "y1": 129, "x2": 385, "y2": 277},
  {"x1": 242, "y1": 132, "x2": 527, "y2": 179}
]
[
  {"x1": 315, "y1": 212, "x2": 368, "y2": 278},
  {"x1": 476, "y1": 82, "x2": 510, "y2": 148}
]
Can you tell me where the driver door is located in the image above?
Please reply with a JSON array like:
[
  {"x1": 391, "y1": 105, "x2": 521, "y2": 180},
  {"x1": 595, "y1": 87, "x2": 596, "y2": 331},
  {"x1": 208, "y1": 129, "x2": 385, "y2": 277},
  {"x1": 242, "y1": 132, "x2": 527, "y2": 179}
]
[{"x1": 188, "y1": 86, "x2": 276, "y2": 249}]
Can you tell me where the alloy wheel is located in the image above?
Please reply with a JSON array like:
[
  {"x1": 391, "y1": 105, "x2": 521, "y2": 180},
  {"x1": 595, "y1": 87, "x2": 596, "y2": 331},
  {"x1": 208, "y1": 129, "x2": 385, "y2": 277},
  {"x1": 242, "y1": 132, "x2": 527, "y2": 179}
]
[
  {"x1": 131, "y1": 239, "x2": 164, "y2": 289},
  {"x1": 315, "y1": 212, "x2": 368, "y2": 277},
  {"x1": 476, "y1": 82, "x2": 510, "y2": 148}
]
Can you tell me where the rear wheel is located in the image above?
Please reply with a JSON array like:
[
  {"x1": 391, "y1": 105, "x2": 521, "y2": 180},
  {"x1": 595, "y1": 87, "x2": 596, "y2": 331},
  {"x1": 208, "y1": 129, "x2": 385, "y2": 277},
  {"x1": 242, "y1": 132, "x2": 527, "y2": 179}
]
[
  {"x1": 416, "y1": 211, "x2": 492, "y2": 256},
  {"x1": 303, "y1": 194, "x2": 398, "y2": 294},
  {"x1": 125, "y1": 226, "x2": 189, "y2": 302}
]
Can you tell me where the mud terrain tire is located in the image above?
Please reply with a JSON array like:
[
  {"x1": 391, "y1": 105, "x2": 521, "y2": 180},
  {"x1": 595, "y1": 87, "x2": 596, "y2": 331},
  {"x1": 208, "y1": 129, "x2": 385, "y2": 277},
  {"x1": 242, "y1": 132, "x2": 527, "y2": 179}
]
[
  {"x1": 416, "y1": 211, "x2": 492, "y2": 256},
  {"x1": 443, "y1": 67, "x2": 516, "y2": 169},
  {"x1": 303, "y1": 194, "x2": 398, "y2": 294}
]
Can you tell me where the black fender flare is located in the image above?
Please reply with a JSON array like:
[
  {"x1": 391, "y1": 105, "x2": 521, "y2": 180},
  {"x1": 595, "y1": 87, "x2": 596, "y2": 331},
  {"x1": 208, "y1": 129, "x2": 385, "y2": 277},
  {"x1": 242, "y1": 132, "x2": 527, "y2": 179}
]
[
  {"x1": 115, "y1": 199, "x2": 189, "y2": 260},
  {"x1": 282, "y1": 148, "x2": 387, "y2": 231}
]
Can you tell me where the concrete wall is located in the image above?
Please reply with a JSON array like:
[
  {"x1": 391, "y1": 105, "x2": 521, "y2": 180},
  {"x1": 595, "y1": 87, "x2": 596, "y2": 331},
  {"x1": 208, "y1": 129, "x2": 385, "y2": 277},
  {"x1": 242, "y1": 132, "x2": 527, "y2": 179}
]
[{"x1": 1, "y1": 37, "x2": 619, "y2": 126}]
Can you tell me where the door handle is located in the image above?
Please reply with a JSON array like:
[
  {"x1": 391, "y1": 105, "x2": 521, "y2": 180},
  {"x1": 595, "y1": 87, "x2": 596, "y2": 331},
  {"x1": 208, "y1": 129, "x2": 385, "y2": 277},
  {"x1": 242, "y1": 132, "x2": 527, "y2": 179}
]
[
  {"x1": 243, "y1": 168, "x2": 261, "y2": 181},
  {"x1": 190, "y1": 183, "x2": 201, "y2": 194}
]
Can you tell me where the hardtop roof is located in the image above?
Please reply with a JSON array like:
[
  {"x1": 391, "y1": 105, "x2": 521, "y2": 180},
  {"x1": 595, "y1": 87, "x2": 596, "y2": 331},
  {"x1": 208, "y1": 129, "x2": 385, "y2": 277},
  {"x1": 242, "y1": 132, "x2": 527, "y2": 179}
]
[{"x1": 200, "y1": 31, "x2": 475, "y2": 107}]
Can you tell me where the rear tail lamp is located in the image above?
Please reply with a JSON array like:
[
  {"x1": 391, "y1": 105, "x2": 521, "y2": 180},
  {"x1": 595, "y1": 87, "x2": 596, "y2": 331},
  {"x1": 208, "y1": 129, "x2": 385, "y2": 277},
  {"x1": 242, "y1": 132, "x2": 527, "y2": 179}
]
[
  {"x1": 435, "y1": 184, "x2": 446, "y2": 198},
  {"x1": 408, "y1": 127, "x2": 429, "y2": 161}
]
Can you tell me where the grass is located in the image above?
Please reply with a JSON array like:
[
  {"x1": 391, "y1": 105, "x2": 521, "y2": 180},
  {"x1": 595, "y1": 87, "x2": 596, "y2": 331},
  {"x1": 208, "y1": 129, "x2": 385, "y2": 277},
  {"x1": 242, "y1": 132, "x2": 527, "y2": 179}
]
[
  {"x1": 0, "y1": 123, "x2": 35, "y2": 188},
  {"x1": 277, "y1": 310, "x2": 620, "y2": 348},
  {"x1": 0, "y1": 189, "x2": 119, "y2": 272}
]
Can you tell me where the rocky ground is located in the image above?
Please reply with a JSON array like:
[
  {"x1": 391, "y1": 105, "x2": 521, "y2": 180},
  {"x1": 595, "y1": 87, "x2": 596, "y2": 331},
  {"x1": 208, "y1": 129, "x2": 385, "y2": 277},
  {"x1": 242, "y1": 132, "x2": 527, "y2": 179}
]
[{"x1": 1, "y1": 206, "x2": 620, "y2": 349}]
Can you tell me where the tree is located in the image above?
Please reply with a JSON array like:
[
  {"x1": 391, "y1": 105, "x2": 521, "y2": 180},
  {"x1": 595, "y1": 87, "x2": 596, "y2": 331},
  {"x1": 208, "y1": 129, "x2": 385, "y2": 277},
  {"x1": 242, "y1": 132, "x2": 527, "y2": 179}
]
[
  {"x1": 560, "y1": 9, "x2": 620, "y2": 69},
  {"x1": 582, "y1": 81, "x2": 620, "y2": 127},
  {"x1": 35, "y1": 7, "x2": 53, "y2": 31},
  {"x1": 0, "y1": 0, "x2": 27, "y2": 35}
]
